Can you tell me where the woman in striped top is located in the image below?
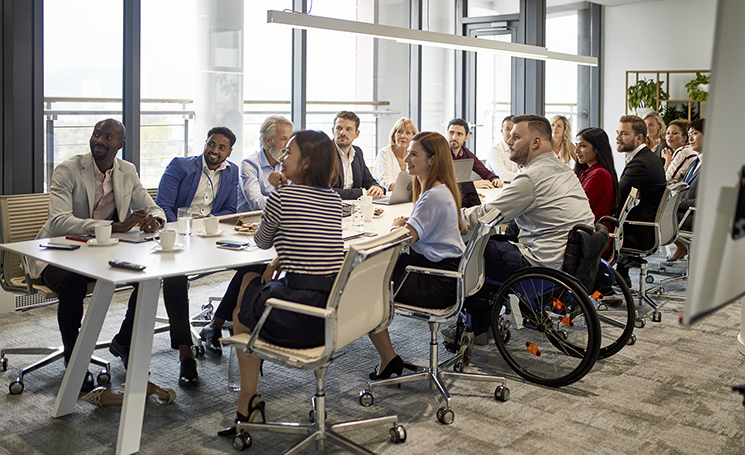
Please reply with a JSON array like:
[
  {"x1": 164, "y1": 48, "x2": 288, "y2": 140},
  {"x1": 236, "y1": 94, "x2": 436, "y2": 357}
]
[
  {"x1": 368, "y1": 132, "x2": 468, "y2": 380},
  {"x1": 219, "y1": 130, "x2": 342, "y2": 436}
]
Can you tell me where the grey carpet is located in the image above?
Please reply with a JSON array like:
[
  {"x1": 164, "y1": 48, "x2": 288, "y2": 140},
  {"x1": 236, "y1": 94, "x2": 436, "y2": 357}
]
[{"x1": 0, "y1": 256, "x2": 743, "y2": 455}]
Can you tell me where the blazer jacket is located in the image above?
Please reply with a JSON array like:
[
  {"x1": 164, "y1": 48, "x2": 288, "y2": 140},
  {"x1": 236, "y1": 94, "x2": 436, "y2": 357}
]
[
  {"x1": 331, "y1": 145, "x2": 383, "y2": 199},
  {"x1": 30, "y1": 153, "x2": 165, "y2": 277},
  {"x1": 618, "y1": 146, "x2": 667, "y2": 223},
  {"x1": 156, "y1": 155, "x2": 238, "y2": 222}
]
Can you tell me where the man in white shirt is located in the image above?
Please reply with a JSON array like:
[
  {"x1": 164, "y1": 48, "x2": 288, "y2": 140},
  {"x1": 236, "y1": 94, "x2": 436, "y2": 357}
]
[
  {"x1": 486, "y1": 115, "x2": 521, "y2": 183},
  {"x1": 330, "y1": 111, "x2": 385, "y2": 199},
  {"x1": 237, "y1": 115, "x2": 293, "y2": 211}
]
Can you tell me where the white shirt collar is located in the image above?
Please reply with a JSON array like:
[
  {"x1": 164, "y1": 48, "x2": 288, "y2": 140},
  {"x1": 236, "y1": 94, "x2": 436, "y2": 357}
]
[{"x1": 625, "y1": 143, "x2": 647, "y2": 163}]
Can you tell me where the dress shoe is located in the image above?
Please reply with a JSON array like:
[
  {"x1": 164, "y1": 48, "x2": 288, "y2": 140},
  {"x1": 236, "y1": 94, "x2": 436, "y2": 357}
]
[
  {"x1": 81, "y1": 371, "x2": 95, "y2": 393},
  {"x1": 199, "y1": 326, "x2": 223, "y2": 355},
  {"x1": 218, "y1": 395, "x2": 266, "y2": 436},
  {"x1": 178, "y1": 357, "x2": 199, "y2": 388},
  {"x1": 369, "y1": 355, "x2": 404, "y2": 380},
  {"x1": 218, "y1": 411, "x2": 248, "y2": 437},
  {"x1": 109, "y1": 337, "x2": 130, "y2": 370},
  {"x1": 81, "y1": 386, "x2": 123, "y2": 407}
]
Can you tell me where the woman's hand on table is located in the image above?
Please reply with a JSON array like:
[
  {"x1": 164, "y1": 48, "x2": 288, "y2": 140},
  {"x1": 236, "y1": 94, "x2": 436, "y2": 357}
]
[{"x1": 391, "y1": 216, "x2": 409, "y2": 229}]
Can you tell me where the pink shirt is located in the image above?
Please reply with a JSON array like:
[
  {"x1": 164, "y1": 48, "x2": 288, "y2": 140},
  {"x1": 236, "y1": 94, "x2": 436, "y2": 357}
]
[{"x1": 92, "y1": 162, "x2": 116, "y2": 220}]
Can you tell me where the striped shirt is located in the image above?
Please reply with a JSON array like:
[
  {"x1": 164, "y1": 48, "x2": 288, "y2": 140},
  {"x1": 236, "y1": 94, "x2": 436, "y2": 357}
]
[{"x1": 255, "y1": 185, "x2": 344, "y2": 275}]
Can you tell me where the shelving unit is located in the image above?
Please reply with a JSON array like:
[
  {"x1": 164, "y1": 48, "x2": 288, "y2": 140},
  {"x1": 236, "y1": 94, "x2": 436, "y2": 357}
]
[{"x1": 625, "y1": 69, "x2": 711, "y2": 120}]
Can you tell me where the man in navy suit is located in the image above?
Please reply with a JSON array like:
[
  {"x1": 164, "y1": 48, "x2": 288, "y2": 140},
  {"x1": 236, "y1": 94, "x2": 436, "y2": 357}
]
[
  {"x1": 614, "y1": 115, "x2": 666, "y2": 284},
  {"x1": 330, "y1": 111, "x2": 385, "y2": 199},
  {"x1": 109, "y1": 127, "x2": 238, "y2": 388}
]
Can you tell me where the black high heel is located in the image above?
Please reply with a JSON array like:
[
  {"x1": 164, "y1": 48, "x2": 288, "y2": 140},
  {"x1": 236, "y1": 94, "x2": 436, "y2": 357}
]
[
  {"x1": 369, "y1": 355, "x2": 404, "y2": 380},
  {"x1": 247, "y1": 393, "x2": 266, "y2": 424},
  {"x1": 217, "y1": 411, "x2": 248, "y2": 437}
]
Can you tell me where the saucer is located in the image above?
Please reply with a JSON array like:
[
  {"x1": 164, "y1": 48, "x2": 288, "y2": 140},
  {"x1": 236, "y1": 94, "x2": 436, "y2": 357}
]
[
  {"x1": 87, "y1": 238, "x2": 119, "y2": 247},
  {"x1": 196, "y1": 229, "x2": 224, "y2": 238},
  {"x1": 152, "y1": 243, "x2": 184, "y2": 253}
]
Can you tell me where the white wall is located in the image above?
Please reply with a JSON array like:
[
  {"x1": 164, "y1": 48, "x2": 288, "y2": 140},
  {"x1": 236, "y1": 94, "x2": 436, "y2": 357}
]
[{"x1": 602, "y1": 0, "x2": 717, "y2": 171}]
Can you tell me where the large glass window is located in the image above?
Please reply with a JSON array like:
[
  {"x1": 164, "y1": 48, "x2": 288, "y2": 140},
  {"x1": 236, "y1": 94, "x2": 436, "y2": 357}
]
[
  {"x1": 43, "y1": 0, "x2": 123, "y2": 191},
  {"x1": 545, "y1": 9, "x2": 579, "y2": 134},
  {"x1": 474, "y1": 34, "x2": 513, "y2": 162},
  {"x1": 420, "y1": 0, "x2": 456, "y2": 134}
]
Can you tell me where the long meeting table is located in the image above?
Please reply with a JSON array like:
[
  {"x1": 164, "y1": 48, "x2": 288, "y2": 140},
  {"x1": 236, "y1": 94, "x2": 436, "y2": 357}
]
[{"x1": 0, "y1": 187, "x2": 500, "y2": 454}]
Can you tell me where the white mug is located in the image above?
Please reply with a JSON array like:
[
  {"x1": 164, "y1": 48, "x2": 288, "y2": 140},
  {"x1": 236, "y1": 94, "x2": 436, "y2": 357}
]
[
  {"x1": 94, "y1": 224, "x2": 111, "y2": 244},
  {"x1": 359, "y1": 195, "x2": 373, "y2": 206},
  {"x1": 203, "y1": 216, "x2": 219, "y2": 234},
  {"x1": 362, "y1": 204, "x2": 375, "y2": 222},
  {"x1": 159, "y1": 229, "x2": 177, "y2": 250}
]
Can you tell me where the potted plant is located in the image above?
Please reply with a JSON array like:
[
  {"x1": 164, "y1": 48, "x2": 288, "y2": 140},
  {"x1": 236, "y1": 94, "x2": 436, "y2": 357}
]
[
  {"x1": 627, "y1": 79, "x2": 669, "y2": 113},
  {"x1": 685, "y1": 72, "x2": 710, "y2": 102}
]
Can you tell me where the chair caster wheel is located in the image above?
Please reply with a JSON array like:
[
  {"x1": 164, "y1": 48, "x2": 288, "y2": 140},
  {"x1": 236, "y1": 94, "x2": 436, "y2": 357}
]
[
  {"x1": 495, "y1": 385, "x2": 510, "y2": 402},
  {"x1": 9, "y1": 378, "x2": 23, "y2": 395},
  {"x1": 191, "y1": 345, "x2": 206, "y2": 358},
  {"x1": 232, "y1": 432, "x2": 252, "y2": 451},
  {"x1": 458, "y1": 345, "x2": 471, "y2": 367},
  {"x1": 389, "y1": 425, "x2": 407, "y2": 443},
  {"x1": 359, "y1": 391, "x2": 374, "y2": 407},
  {"x1": 453, "y1": 361, "x2": 464, "y2": 373},
  {"x1": 597, "y1": 303, "x2": 608, "y2": 311},
  {"x1": 0, "y1": 357, "x2": 7, "y2": 371},
  {"x1": 97, "y1": 370, "x2": 111, "y2": 386},
  {"x1": 652, "y1": 312, "x2": 661, "y2": 323},
  {"x1": 436, "y1": 407, "x2": 454, "y2": 425},
  {"x1": 627, "y1": 333, "x2": 637, "y2": 345},
  {"x1": 634, "y1": 318, "x2": 646, "y2": 328},
  {"x1": 645, "y1": 276, "x2": 654, "y2": 284},
  {"x1": 309, "y1": 409, "x2": 328, "y2": 423}
]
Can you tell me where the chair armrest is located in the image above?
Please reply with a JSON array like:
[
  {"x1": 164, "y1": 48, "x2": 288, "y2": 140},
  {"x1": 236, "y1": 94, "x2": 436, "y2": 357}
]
[
  {"x1": 623, "y1": 220, "x2": 656, "y2": 227},
  {"x1": 265, "y1": 298, "x2": 334, "y2": 319},
  {"x1": 245, "y1": 298, "x2": 333, "y2": 351},
  {"x1": 404, "y1": 265, "x2": 462, "y2": 279}
]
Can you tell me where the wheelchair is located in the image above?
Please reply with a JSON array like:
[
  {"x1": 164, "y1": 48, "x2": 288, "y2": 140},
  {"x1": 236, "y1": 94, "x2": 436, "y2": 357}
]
[{"x1": 446, "y1": 222, "x2": 637, "y2": 388}]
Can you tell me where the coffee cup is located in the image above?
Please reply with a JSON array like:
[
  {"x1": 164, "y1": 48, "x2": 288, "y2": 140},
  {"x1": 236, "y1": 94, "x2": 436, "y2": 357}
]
[
  {"x1": 94, "y1": 224, "x2": 111, "y2": 244},
  {"x1": 203, "y1": 216, "x2": 219, "y2": 235},
  {"x1": 359, "y1": 195, "x2": 373, "y2": 206},
  {"x1": 362, "y1": 204, "x2": 375, "y2": 222},
  {"x1": 159, "y1": 229, "x2": 177, "y2": 250}
]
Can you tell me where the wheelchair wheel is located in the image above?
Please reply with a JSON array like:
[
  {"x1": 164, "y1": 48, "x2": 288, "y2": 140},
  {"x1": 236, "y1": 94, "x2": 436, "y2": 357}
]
[
  {"x1": 491, "y1": 267, "x2": 601, "y2": 387},
  {"x1": 593, "y1": 267, "x2": 636, "y2": 359}
]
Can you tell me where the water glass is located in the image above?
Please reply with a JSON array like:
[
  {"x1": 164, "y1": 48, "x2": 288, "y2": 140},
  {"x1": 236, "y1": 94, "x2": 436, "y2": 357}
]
[
  {"x1": 177, "y1": 207, "x2": 192, "y2": 235},
  {"x1": 352, "y1": 203, "x2": 365, "y2": 232}
]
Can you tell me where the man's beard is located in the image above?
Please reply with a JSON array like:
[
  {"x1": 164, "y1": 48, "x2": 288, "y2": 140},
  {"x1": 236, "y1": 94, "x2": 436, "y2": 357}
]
[{"x1": 266, "y1": 144, "x2": 284, "y2": 161}]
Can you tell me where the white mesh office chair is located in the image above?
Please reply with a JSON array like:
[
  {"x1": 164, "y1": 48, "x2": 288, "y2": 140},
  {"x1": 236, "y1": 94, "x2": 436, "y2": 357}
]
[
  {"x1": 360, "y1": 210, "x2": 509, "y2": 425},
  {"x1": 220, "y1": 229, "x2": 411, "y2": 454}
]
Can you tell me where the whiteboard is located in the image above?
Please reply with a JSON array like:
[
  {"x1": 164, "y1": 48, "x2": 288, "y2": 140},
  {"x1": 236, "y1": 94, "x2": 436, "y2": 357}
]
[{"x1": 684, "y1": 0, "x2": 745, "y2": 325}]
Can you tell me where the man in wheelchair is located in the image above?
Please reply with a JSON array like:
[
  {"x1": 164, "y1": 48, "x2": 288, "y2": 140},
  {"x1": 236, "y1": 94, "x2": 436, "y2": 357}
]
[{"x1": 443, "y1": 115, "x2": 595, "y2": 347}]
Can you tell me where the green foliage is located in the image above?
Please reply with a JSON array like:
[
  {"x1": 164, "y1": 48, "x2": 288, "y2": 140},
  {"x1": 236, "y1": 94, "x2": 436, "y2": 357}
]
[
  {"x1": 659, "y1": 102, "x2": 699, "y2": 125},
  {"x1": 627, "y1": 79, "x2": 669, "y2": 111},
  {"x1": 685, "y1": 72, "x2": 710, "y2": 102}
]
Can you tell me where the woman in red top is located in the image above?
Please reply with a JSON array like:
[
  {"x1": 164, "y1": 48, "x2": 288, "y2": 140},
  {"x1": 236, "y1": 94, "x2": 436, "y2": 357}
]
[{"x1": 573, "y1": 127, "x2": 620, "y2": 223}]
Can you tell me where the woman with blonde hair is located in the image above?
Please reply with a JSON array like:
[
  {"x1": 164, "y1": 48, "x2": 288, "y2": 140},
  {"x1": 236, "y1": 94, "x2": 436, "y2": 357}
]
[
  {"x1": 373, "y1": 117, "x2": 418, "y2": 190},
  {"x1": 643, "y1": 111, "x2": 667, "y2": 160},
  {"x1": 367, "y1": 131, "x2": 468, "y2": 380},
  {"x1": 550, "y1": 115, "x2": 576, "y2": 165}
]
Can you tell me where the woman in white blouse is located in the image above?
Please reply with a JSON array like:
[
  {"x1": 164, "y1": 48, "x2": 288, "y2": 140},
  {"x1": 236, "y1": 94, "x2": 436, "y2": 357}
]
[
  {"x1": 662, "y1": 119, "x2": 697, "y2": 184},
  {"x1": 373, "y1": 118, "x2": 418, "y2": 190}
]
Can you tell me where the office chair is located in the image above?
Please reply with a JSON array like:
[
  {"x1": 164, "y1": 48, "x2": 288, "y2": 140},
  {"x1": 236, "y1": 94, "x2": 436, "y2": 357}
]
[
  {"x1": 616, "y1": 181, "x2": 688, "y2": 322},
  {"x1": 0, "y1": 194, "x2": 111, "y2": 394},
  {"x1": 220, "y1": 229, "x2": 411, "y2": 454},
  {"x1": 361, "y1": 211, "x2": 509, "y2": 426}
]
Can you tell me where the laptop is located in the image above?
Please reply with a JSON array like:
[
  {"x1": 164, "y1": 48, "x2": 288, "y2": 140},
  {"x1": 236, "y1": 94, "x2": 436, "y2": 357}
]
[
  {"x1": 453, "y1": 159, "x2": 474, "y2": 182},
  {"x1": 373, "y1": 171, "x2": 413, "y2": 205},
  {"x1": 458, "y1": 180, "x2": 482, "y2": 209}
]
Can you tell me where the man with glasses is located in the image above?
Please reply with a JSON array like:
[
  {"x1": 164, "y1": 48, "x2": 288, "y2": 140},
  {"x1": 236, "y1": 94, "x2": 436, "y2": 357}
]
[
  {"x1": 107, "y1": 126, "x2": 238, "y2": 388},
  {"x1": 237, "y1": 115, "x2": 294, "y2": 211}
]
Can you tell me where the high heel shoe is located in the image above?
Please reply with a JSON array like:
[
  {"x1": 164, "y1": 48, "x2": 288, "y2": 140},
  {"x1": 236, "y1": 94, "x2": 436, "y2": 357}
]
[
  {"x1": 247, "y1": 393, "x2": 266, "y2": 424},
  {"x1": 81, "y1": 387, "x2": 122, "y2": 407},
  {"x1": 218, "y1": 412, "x2": 248, "y2": 437},
  {"x1": 369, "y1": 355, "x2": 404, "y2": 380},
  {"x1": 217, "y1": 394, "x2": 266, "y2": 437}
]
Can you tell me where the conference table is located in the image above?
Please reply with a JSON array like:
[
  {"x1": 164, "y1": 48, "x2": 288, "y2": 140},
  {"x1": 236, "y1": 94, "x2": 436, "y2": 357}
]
[{"x1": 0, "y1": 187, "x2": 500, "y2": 454}]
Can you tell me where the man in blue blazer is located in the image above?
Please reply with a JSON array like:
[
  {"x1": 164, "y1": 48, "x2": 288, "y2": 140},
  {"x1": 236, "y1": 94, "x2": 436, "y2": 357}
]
[
  {"x1": 156, "y1": 126, "x2": 238, "y2": 222},
  {"x1": 116, "y1": 126, "x2": 237, "y2": 388},
  {"x1": 330, "y1": 111, "x2": 385, "y2": 200}
]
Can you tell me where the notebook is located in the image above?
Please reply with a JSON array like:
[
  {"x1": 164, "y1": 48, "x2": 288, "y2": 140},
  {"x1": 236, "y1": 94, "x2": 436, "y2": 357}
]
[{"x1": 373, "y1": 171, "x2": 413, "y2": 205}]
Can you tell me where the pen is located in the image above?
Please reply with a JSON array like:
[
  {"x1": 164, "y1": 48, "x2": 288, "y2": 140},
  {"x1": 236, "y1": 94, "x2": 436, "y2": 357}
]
[{"x1": 65, "y1": 236, "x2": 89, "y2": 242}]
